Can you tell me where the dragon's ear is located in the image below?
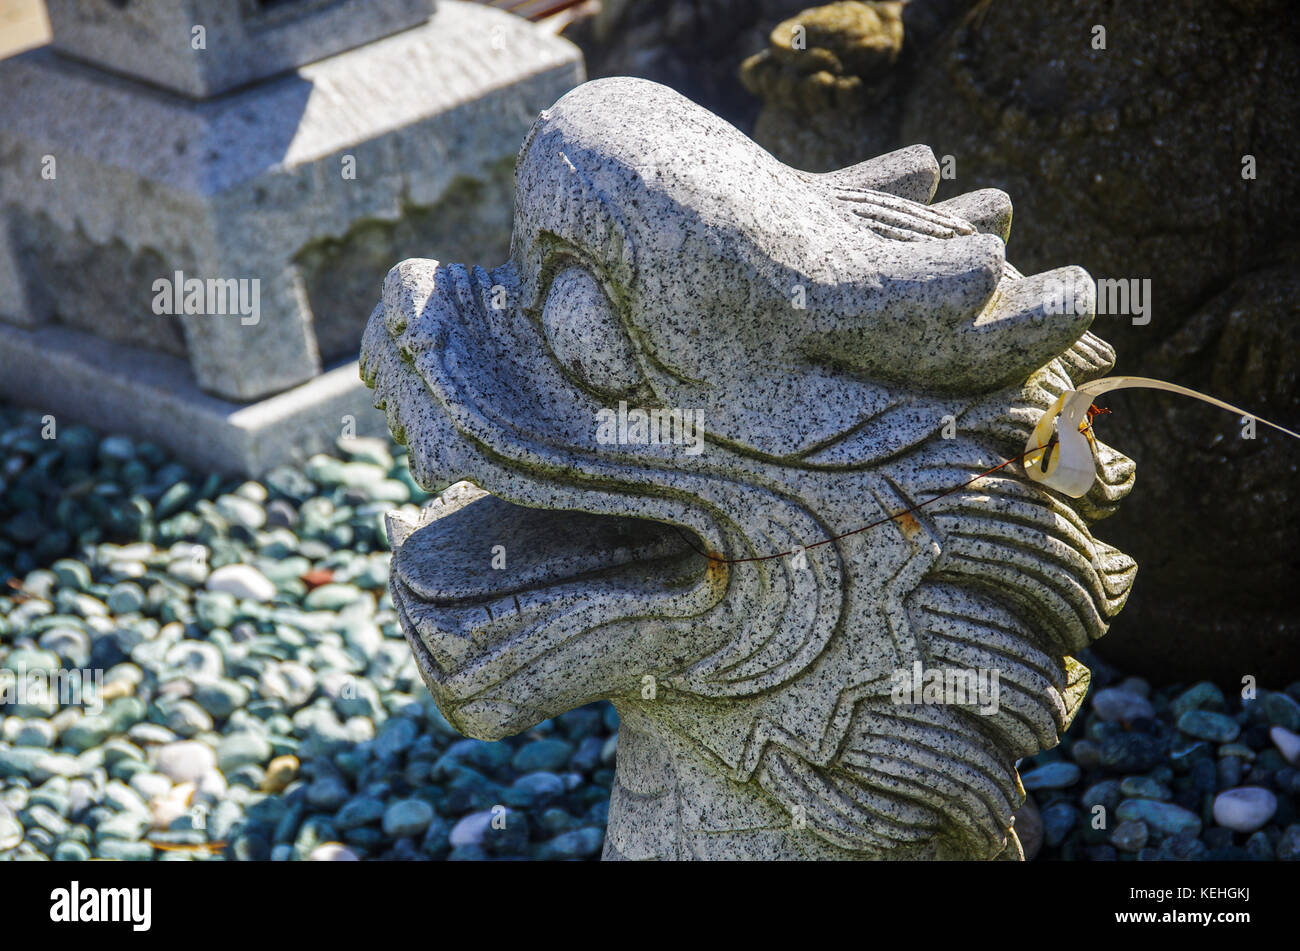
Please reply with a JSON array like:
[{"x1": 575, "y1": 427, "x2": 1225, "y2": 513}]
[
  {"x1": 806, "y1": 234, "x2": 1096, "y2": 393},
  {"x1": 950, "y1": 264, "x2": 1096, "y2": 389},
  {"x1": 814, "y1": 144, "x2": 940, "y2": 203},
  {"x1": 816, "y1": 149, "x2": 1013, "y2": 242}
]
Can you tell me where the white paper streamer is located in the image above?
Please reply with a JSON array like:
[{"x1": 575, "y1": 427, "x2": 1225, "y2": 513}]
[{"x1": 1024, "y1": 376, "x2": 1300, "y2": 498}]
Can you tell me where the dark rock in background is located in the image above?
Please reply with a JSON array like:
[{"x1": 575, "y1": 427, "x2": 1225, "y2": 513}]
[
  {"x1": 739, "y1": 0, "x2": 977, "y2": 170},
  {"x1": 739, "y1": 1, "x2": 907, "y2": 170},
  {"x1": 898, "y1": 0, "x2": 1300, "y2": 683}
]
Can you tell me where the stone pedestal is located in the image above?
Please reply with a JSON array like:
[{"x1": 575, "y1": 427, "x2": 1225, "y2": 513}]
[
  {"x1": 44, "y1": 0, "x2": 436, "y2": 98},
  {"x1": 0, "y1": 0, "x2": 584, "y2": 474}
]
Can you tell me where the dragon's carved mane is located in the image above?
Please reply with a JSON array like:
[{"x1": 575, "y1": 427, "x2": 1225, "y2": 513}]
[{"x1": 748, "y1": 331, "x2": 1134, "y2": 858}]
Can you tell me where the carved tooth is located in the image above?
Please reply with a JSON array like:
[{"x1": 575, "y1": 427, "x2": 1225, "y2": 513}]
[{"x1": 385, "y1": 510, "x2": 422, "y2": 549}]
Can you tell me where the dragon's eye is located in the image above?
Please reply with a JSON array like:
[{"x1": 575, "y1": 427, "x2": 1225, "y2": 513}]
[{"x1": 541, "y1": 266, "x2": 643, "y2": 395}]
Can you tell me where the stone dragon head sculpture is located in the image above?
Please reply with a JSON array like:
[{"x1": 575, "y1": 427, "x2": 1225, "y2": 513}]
[{"x1": 360, "y1": 77, "x2": 1136, "y2": 860}]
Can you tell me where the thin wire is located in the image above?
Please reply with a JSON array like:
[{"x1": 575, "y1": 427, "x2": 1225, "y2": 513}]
[{"x1": 673, "y1": 424, "x2": 1095, "y2": 566}]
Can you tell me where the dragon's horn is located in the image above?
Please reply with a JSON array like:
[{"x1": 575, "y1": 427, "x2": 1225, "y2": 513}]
[{"x1": 814, "y1": 144, "x2": 940, "y2": 203}]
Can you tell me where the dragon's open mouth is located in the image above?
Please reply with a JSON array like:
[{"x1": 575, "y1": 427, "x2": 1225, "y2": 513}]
[
  {"x1": 358, "y1": 273, "x2": 736, "y2": 737},
  {"x1": 386, "y1": 490, "x2": 717, "y2": 739},
  {"x1": 390, "y1": 489, "x2": 707, "y2": 676}
]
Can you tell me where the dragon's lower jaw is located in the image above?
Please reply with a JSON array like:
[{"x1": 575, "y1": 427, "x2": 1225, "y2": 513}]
[{"x1": 385, "y1": 483, "x2": 713, "y2": 738}]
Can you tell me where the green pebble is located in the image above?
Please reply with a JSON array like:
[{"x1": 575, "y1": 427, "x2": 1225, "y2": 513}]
[
  {"x1": 1169, "y1": 681, "x2": 1227, "y2": 719},
  {"x1": 1218, "y1": 743, "x2": 1256, "y2": 761},
  {"x1": 1116, "y1": 799, "x2": 1201, "y2": 837},
  {"x1": 50, "y1": 559, "x2": 93, "y2": 592},
  {"x1": 95, "y1": 813, "x2": 147, "y2": 842},
  {"x1": 216, "y1": 732, "x2": 272, "y2": 773},
  {"x1": 155, "y1": 481, "x2": 194, "y2": 518},
  {"x1": 195, "y1": 591, "x2": 238, "y2": 631},
  {"x1": 61, "y1": 716, "x2": 115, "y2": 753},
  {"x1": 53, "y1": 840, "x2": 92, "y2": 861},
  {"x1": 1264, "y1": 692, "x2": 1300, "y2": 732},
  {"x1": 192, "y1": 680, "x2": 250, "y2": 720},
  {"x1": 106, "y1": 581, "x2": 147, "y2": 614},
  {"x1": 1119, "y1": 775, "x2": 1172, "y2": 801},
  {"x1": 1176, "y1": 709, "x2": 1240, "y2": 744},
  {"x1": 303, "y1": 583, "x2": 364, "y2": 612}
]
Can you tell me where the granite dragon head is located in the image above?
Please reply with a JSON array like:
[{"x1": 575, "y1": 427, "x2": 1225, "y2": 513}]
[{"x1": 360, "y1": 77, "x2": 1136, "y2": 860}]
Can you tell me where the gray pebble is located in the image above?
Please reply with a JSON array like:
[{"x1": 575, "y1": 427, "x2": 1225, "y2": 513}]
[
  {"x1": 1109, "y1": 819, "x2": 1148, "y2": 852},
  {"x1": 1212, "y1": 787, "x2": 1277, "y2": 833},
  {"x1": 382, "y1": 799, "x2": 434, "y2": 838},
  {"x1": 1021, "y1": 761, "x2": 1081, "y2": 790}
]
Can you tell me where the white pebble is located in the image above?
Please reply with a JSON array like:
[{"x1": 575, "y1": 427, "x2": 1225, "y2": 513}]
[
  {"x1": 1212, "y1": 787, "x2": 1277, "y2": 833},
  {"x1": 204, "y1": 563, "x2": 275, "y2": 602},
  {"x1": 129, "y1": 771, "x2": 173, "y2": 801},
  {"x1": 164, "y1": 641, "x2": 225, "y2": 682},
  {"x1": 153, "y1": 741, "x2": 216, "y2": 784},
  {"x1": 449, "y1": 810, "x2": 495, "y2": 848},
  {"x1": 205, "y1": 564, "x2": 276, "y2": 601},
  {"x1": 150, "y1": 784, "x2": 195, "y2": 830},
  {"x1": 235, "y1": 481, "x2": 268, "y2": 503},
  {"x1": 1271, "y1": 726, "x2": 1300, "y2": 766},
  {"x1": 196, "y1": 768, "x2": 228, "y2": 800},
  {"x1": 309, "y1": 843, "x2": 359, "y2": 861},
  {"x1": 67, "y1": 779, "x2": 96, "y2": 816},
  {"x1": 113, "y1": 543, "x2": 156, "y2": 562}
]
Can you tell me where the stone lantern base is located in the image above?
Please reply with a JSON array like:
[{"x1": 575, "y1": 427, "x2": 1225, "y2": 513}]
[{"x1": 0, "y1": 1, "x2": 584, "y2": 474}]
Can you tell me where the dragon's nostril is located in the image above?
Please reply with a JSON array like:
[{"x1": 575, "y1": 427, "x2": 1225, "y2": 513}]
[{"x1": 386, "y1": 307, "x2": 408, "y2": 336}]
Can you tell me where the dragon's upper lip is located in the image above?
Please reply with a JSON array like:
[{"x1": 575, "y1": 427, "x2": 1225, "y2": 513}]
[
  {"x1": 394, "y1": 492, "x2": 697, "y2": 607},
  {"x1": 359, "y1": 271, "x2": 736, "y2": 647}
]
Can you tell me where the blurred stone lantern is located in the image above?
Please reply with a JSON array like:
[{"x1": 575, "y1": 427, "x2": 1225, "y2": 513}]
[{"x1": 0, "y1": 0, "x2": 583, "y2": 473}]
